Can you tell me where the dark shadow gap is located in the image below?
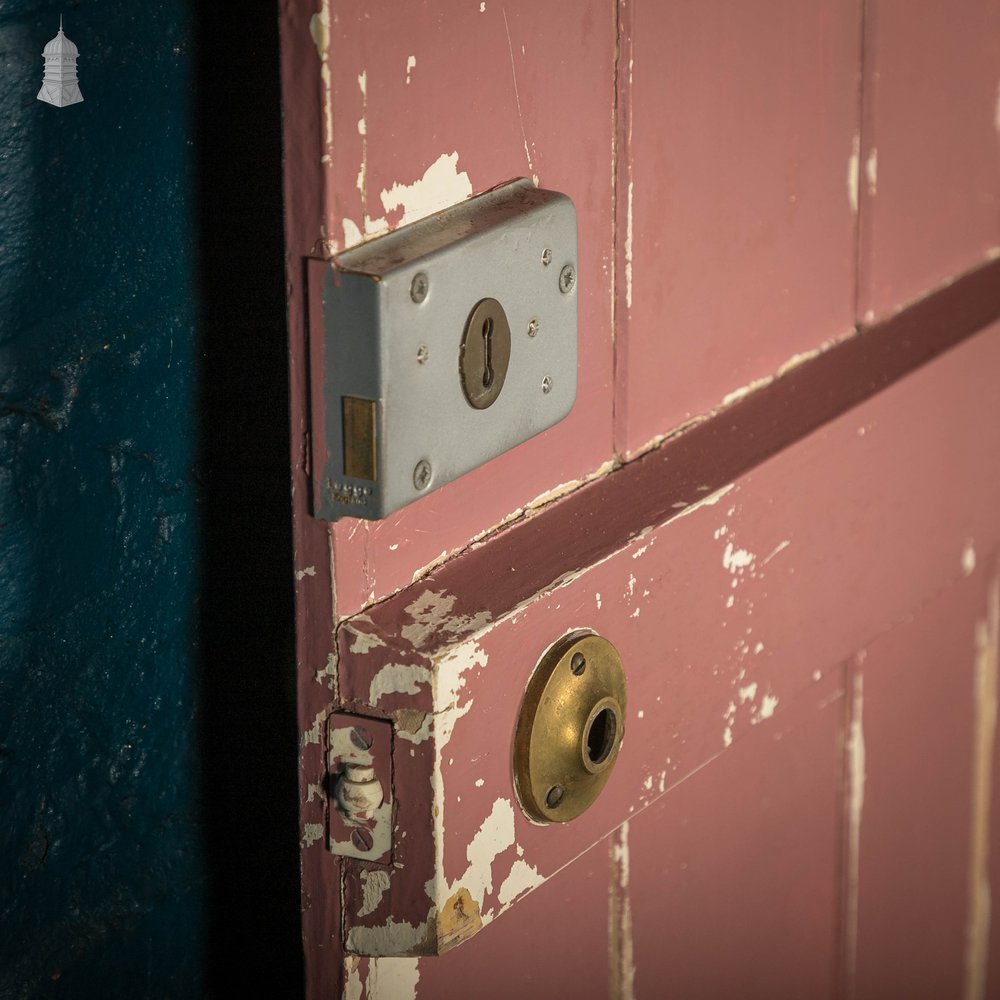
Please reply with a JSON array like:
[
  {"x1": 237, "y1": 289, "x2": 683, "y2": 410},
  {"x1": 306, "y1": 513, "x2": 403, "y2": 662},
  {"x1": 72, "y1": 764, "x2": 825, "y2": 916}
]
[{"x1": 190, "y1": 3, "x2": 302, "y2": 995}]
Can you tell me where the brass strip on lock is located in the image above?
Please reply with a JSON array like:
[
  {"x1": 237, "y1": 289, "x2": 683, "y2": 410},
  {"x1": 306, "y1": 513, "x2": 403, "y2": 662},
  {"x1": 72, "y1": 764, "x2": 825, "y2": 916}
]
[
  {"x1": 514, "y1": 631, "x2": 626, "y2": 823},
  {"x1": 342, "y1": 396, "x2": 377, "y2": 481}
]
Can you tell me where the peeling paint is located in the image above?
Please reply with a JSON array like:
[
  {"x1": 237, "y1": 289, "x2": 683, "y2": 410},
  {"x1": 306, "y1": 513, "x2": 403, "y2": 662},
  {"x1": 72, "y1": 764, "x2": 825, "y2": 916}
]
[
  {"x1": 366, "y1": 957, "x2": 421, "y2": 999},
  {"x1": 722, "y1": 541, "x2": 755, "y2": 574},
  {"x1": 761, "y1": 539, "x2": 790, "y2": 566},
  {"x1": 345, "y1": 619, "x2": 388, "y2": 654},
  {"x1": 405, "y1": 55, "x2": 416, "y2": 85},
  {"x1": 845, "y1": 670, "x2": 866, "y2": 986},
  {"x1": 964, "y1": 573, "x2": 998, "y2": 1000},
  {"x1": 847, "y1": 132, "x2": 860, "y2": 214},
  {"x1": 400, "y1": 590, "x2": 491, "y2": 649},
  {"x1": 738, "y1": 682, "x2": 758, "y2": 704},
  {"x1": 671, "y1": 483, "x2": 736, "y2": 522},
  {"x1": 343, "y1": 957, "x2": 364, "y2": 1000},
  {"x1": 497, "y1": 858, "x2": 543, "y2": 906},
  {"x1": 864, "y1": 146, "x2": 878, "y2": 196},
  {"x1": 963, "y1": 540, "x2": 977, "y2": 577},
  {"x1": 358, "y1": 868, "x2": 392, "y2": 918},
  {"x1": 625, "y1": 179, "x2": 634, "y2": 309},
  {"x1": 380, "y1": 152, "x2": 473, "y2": 228},
  {"x1": 301, "y1": 822, "x2": 324, "y2": 849},
  {"x1": 369, "y1": 662, "x2": 433, "y2": 705},
  {"x1": 295, "y1": 565, "x2": 317, "y2": 581},
  {"x1": 755, "y1": 693, "x2": 779, "y2": 721},
  {"x1": 347, "y1": 916, "x2": 431, "y2": 957},
  {"x1": 721, "y1": 375, "x2": 772, "y2": 408},
  {"x1": 393, "y1": 708, "x2": 432, "y2": 744},
  {"x1": 610, "y1": 822, "x2": 636, "y2": 1000}
]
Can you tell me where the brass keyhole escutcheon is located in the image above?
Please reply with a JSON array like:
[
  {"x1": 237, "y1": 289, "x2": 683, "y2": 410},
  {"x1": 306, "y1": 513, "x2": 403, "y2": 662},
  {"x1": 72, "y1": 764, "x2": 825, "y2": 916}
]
[
  {"x1": 514, "y1": 631, "x2": 627, "y2": 824},
  {"x1": 459, "y1": 298, "x2": 511, "y2": 409}
]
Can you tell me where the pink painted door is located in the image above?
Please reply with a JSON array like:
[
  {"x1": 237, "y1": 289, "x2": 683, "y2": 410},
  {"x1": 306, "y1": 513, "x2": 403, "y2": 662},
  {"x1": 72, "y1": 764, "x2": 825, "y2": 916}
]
[{"x1": 280, "y1": 1, "x2": 1000, "y2": 997}]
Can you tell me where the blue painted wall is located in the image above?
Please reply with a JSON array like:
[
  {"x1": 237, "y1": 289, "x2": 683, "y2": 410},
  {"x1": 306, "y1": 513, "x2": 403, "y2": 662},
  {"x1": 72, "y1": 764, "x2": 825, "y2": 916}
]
[{"x1": 0, "y1": 4, "x2": 300, "y2": 997}]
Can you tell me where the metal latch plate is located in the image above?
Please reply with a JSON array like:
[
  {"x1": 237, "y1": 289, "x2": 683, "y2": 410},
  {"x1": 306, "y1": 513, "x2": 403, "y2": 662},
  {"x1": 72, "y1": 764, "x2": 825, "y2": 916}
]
[{"x1": 307, "y1": 178, "x2": 578, "y2": 521}]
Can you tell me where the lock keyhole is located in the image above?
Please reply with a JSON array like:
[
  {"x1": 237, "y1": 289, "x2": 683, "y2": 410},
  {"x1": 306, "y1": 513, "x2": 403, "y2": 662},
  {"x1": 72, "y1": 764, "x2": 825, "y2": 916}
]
[
  {"x1": 482, "y1": 317, "x2": 495, "y2": 389},
  {"x1": 460, "y1": 298, "x2": 511, "y2": 409}
]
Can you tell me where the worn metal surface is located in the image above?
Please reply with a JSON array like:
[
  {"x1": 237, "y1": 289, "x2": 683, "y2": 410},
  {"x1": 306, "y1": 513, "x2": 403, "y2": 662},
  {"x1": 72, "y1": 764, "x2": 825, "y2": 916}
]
[
  {"x1": 309, "y1": 180, "x2": 577, "y2": 521},
  {"x1": 513, "y1": 631, "x2": 627, "y2": 824}
]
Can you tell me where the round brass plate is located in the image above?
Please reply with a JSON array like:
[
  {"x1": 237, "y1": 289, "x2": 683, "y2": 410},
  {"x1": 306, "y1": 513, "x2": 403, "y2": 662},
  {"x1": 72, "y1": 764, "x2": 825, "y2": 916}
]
[{"x1": 514, "y1": 631, "x2": 626, "y2": 823}]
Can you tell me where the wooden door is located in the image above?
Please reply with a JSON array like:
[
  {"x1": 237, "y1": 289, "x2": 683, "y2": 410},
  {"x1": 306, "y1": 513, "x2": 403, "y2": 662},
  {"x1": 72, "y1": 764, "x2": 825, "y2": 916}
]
[{"x1": 279, "y1": 1, "x2": 1000, "y2": 997}]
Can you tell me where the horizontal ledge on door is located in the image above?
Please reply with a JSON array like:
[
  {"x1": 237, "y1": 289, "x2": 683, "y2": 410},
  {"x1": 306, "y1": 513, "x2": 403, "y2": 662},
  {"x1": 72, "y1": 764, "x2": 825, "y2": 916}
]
[{"x1": 342, "y1": 255, "x2": 1000, "y2": 650}]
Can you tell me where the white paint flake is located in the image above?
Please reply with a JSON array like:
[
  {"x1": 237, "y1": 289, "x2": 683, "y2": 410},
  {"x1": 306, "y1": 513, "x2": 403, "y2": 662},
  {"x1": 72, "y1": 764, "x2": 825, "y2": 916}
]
[
  {"x1": 379, "y1": 152, "x2": 473, "y2": 228},
  {"x1": 405, "y1": 55, "x2": 416, "y2": 84},
  {"x1": 845, "y1": 671, "x2": 866, "y2": 987},
  {"x1": 400, "y1": 589, "x2": 490, "y2": 649},
  {"x1": 301, "y1": 823, "x2": 324, "y2": 849},
  {"x1": 610, "y1": 823, "x2": 636, "y2": 1000},
  {"x1": 756, "y1": 693, "x2": 779, "y2": 721},
  {"x1": 596, "y1": 592, "x2": 602, "y2": 610},
  {"x1": 498, "y1": 858, "x2": 543, "y2": 906},
  {"x1": 368, "y1": 663, "x2": 433, "y2": 705},
  {"x1": 480, "y1": 1, "x2": 486, "y2": 10},
  {"x1": 964, "y1": 574, "x2": 998, "y2": 1000},
  {"x1": 723, "y1": 542, "x2": 755, "y2": 574},
  {"x1": 671, "y1": 483, "x2": 736, "y2": 522},
  {"x1": 347, "y1": 917, "x2": 430, "y2": 957},
  {"x1": 761, "y1": 539, "x2": 790, "y2": 566},
  {"x1": 738, "y1": 682, "x2": 758, "y2": 704},
  {"x1": 366, "y1": 957, "x2": 421, "y2": 999},
  {"x1": 963, "y1": 540, "x2": 977, "y2": 577},
  {"x1": 343, "y1": 958, "x2": 364, "y2": 1000},
  {"x1": 864, "y1": 146, "x2": 878, "y2": 196},
  {"x1": 625, "y1": 179, "x2": 634, "y2": 309},
  {"x1": 847, "y1": 132, "x2": 860, "y2": 214},
  {"x1": 358, "y1": 868, "x2": 392, "y2": 917},
  {"x1": 295, "y1": 565, "x2": 316, "y2": 581}
]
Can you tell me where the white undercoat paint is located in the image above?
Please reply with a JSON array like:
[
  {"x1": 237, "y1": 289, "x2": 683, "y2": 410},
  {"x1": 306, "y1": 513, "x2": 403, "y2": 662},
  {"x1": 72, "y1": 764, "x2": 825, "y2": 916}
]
[
  {"x1": 366, "y1": 957, "x2": 421, "y2": 1000},
  {"x1": 845, "y1": 669, "x2": 866, "y2": 987},
  {"x1": 964, "y1": 574, "x2": 998, "y2": 1000},
  {"x1": 847, "y1": 132, "x2": 861, "y2": 214}
]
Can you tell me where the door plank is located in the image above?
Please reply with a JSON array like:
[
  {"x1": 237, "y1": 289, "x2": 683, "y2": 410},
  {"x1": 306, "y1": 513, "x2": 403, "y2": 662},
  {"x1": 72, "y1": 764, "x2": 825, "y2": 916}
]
[
  {"x1": 629, "y1": 673, "x2": 843, "y2": 1000},
  {"x1": 856, "y1": 0, "x2": 1000, "y2": 324},
  {"x1": 845, "y1": 567, "x2": 998, "y2": 999},
  {"x1": 614, "y1": 0, "x2": 860, "y2": 457}
]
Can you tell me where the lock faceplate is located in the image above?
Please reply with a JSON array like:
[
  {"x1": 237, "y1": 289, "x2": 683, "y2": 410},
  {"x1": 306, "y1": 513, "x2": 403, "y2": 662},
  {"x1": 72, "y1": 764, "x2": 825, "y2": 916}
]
[{"x1": 307, "y1": 178, "x2": 578, "y2": 521}]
